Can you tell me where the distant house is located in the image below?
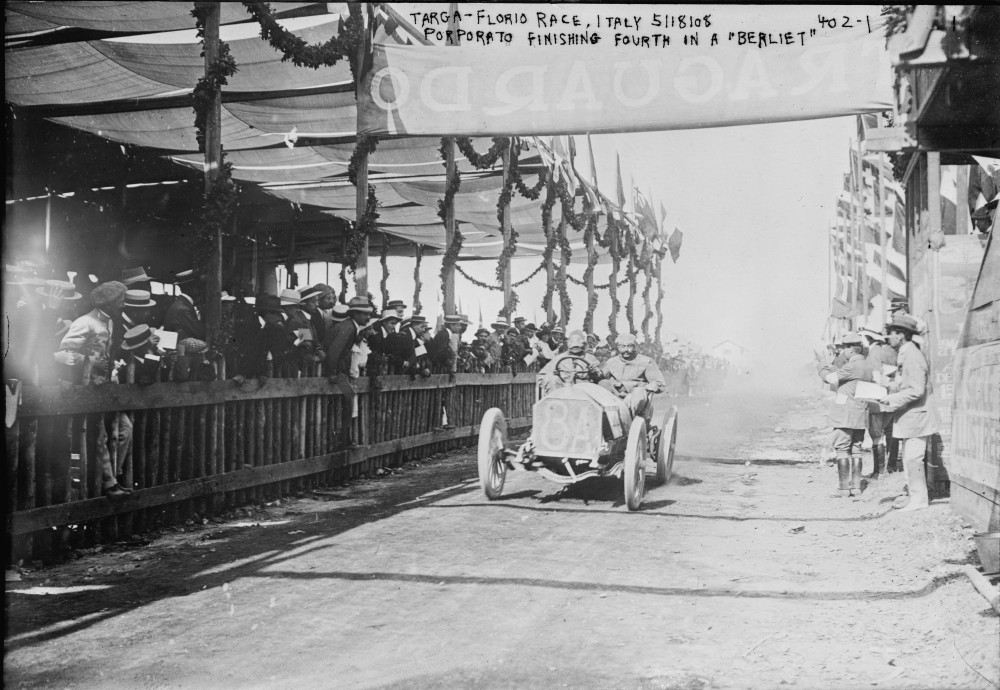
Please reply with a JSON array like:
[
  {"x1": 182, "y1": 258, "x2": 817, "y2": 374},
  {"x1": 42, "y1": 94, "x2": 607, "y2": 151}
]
[{"x1": 710, "y1": 340, "x2": 748, "y2": 369}]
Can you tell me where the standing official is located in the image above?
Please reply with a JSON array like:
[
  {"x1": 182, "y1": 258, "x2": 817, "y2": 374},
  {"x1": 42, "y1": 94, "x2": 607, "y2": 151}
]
[
  {"x1": 817, "y1": 332, "x2": 873, "y2": 498},
  {"x1": 874, "y1": 315, "x2": 939, "y2": 511}
]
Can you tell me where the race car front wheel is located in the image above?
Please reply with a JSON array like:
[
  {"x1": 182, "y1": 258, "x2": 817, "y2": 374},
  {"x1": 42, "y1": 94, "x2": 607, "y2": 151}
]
[{"x1": 478, "y1": 408, "x2": 508, "y2": 499}]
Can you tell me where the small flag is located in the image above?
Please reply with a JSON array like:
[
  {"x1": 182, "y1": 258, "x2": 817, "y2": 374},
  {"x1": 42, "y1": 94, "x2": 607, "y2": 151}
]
[{"x1": 667, "y1": 228, "x2": 683, "y2": 263}]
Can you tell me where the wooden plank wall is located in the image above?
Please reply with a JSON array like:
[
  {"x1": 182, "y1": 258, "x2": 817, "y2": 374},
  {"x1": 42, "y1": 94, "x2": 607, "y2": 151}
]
[{"x1": 6, "y1": 374, "x2": 536, "y2": 564}]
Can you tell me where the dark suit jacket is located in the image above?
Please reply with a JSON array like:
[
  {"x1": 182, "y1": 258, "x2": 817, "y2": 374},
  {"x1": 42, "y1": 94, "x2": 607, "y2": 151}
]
[
  {"x1": 325, "y1": 318, "x2": 358, "y2": 376},
  {"x1": 163, "y1": 295, "x2": 206, "y2": 342}
]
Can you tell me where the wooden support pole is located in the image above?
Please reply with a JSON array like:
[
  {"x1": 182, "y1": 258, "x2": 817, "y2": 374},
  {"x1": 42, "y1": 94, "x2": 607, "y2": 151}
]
[
  {"x1": 544, "y1": 178, "x2": 556, "y2": 324},
  {"x1": 584, "y1": 206, "x2": 596, "y2": 334},
  {"x1": 878, "y1": 149, "x2": 889, "y2": 324},
  {"x1": 857, "y1": 136, "x2": 868, "y2": 325},
  {"x1": 353, "y1": 7, "x2": 371, "y2": 297},
  {"x1": 501, "y1": 140, "x2": 513, "y2": 321},
  {"x1": 203, "y1": 1, "x2": 223, "y2": 346},
  {"x1": 442, "y1": 5, "x2": 460, "y2": 315}
]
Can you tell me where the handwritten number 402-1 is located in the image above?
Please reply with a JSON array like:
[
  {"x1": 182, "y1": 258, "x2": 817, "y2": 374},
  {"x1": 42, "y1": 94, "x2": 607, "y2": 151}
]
[{"x1": 818, "y1": 15, "x2": 872, "y2": 32}]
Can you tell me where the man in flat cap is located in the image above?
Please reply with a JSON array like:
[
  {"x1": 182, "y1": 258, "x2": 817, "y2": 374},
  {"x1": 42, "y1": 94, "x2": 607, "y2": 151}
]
[
  {"x1": 870, "y1": 315, "x2": 940, "y2": 511},
  {"x1": 538, "y1": 330, "x2": 600, "y2": 395},
  {"x1": 817, "y1": 332, "x2": 874, "y2": 498},
  {"x1": 598, "y1": 332, "x2": 665, "y2": 422}
]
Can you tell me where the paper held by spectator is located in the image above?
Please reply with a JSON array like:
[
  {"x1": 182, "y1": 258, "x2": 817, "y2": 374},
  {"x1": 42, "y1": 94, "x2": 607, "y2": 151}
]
[
  {"x1": 154, "y1": 330, "x2": 178, "y2": 350},
  {"x1": 881, "y1": 364, "x2": 897, "y2": 376},
  {"x1": 855, "y1": 381, "x2": 888, "y2": 401}
]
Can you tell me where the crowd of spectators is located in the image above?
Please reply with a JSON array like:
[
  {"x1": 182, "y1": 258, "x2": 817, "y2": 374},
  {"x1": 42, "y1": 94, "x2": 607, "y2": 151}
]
[{"x1": 5, "y1": 261, "x2": 735, "y2": 492}]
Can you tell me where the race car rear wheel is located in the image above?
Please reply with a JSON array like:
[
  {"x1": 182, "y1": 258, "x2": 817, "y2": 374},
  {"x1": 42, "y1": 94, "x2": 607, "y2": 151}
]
[
  {"x1": 624, "y1": 417, "x2": 647, "y2": 511},
  {"x1": 656, "y1": 406, "x2": 678, "y2": 485},
  {"x1": 478, "y1": 408, "x2": 508, "y2": 500}
]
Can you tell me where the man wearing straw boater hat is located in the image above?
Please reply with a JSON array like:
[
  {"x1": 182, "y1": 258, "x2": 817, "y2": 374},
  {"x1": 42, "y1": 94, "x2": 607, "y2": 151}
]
[
  {"x1": 385, "y1": 298, "x2": 407, "y2": 321},
  {"x1": 325, "y1": 296, "x2": 373, "y2": 447},
  {"x1": 870, "y1": 314, "x2": 940, "y2": 512},
  {"x1": 55, "y1": 281, "x2": 132, "y2": 498},
  {"x1": 391, "y1": 314, "x2": 431, "y2": 377},
  {"x1": 369, "y1": 307, "x2": 402, "y2": 360}
]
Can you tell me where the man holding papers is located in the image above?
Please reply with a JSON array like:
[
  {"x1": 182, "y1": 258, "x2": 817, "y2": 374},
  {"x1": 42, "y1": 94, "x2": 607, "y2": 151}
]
[
  {"x1": 869, "y1": 315, "x2": 940, "y2": 512},
  {"x1": 817, "y1": 332, "x2": 873, "y2": 498}
]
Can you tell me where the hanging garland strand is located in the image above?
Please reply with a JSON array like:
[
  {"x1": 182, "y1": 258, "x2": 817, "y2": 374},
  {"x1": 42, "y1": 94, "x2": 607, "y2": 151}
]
[
  {"x1": 191, "y1": 4, "x2": 240, "y2": 267},
  {"x1": 540, "y1": 179, "x2": 559, "y2": 318},
  {"x1": 654, "y1": 254, "x2": 665, "y2": 346},
  {"x1": 566, "y1": 272, "x2": 629, "y2": 290},
  {"x1": 241, "y1": 1, "x2": 363, "y2": 79},
  {"x1": 607, "y1": 215, "x2": 622, "y2": 340},
  {"x1": 455, "y1": 137, "x2": 506, "y2": 169},
  {"x1": 456, "y1": 259, "x2": 546, "y2": 291},
  {"x1": 413, "y1": 245, "x2": 423, "y2": 315},
  {"x1": 581, "y1": 206, "x2": 599, "y2": 334},
  {"x1": 379, "y1": 233, "x2": 390, "y2": 308},
  {"x1": 626, "y1": 237, "x2": 639, "y2": 333},
  {"x1": 556, "y1": 196, "x2": 576, "y2": 324},
  {"x1": 437, "y1": 137, "x2": 464, "y2": 293},
  {"x1": 640, "y1": 242, "x2": 654, "y2": 341}
]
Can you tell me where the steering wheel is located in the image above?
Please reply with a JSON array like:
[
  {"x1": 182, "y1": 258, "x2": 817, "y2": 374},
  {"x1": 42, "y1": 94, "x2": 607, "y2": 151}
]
[{"x1": 554, "y1": 355, "x2": 595, "y2": 384}]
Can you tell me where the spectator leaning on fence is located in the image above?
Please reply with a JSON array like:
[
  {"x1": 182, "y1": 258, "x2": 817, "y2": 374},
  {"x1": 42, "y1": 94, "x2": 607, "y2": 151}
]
[{"x1": 55, "y1": 280, "x2": 132, "y2": 498}]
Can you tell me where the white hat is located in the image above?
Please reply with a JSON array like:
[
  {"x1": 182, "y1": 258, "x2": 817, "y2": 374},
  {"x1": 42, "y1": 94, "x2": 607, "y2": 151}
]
[{"x1": 279, "y1": 288, "x2": 301, "y2": 305}]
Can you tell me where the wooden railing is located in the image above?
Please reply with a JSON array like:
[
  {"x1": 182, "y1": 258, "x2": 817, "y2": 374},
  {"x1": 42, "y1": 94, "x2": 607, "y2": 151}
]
[{"x1": 6, "y1": 373, "x2": 538, "y2": 563}]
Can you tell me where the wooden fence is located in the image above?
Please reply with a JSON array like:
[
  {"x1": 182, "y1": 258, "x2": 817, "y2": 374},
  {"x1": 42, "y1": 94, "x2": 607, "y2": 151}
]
[{"x1": 6, "y1": 373, "x2": 537, "y2": 564}]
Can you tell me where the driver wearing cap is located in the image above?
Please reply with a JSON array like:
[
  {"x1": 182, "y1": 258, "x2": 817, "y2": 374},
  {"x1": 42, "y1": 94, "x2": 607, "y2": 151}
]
[
  {"x1": 538, "y1": 330, "x2": 599, "y2": 395},
  {"x1": 598, "y1": 333, "x2": 665, "y2": 419}
]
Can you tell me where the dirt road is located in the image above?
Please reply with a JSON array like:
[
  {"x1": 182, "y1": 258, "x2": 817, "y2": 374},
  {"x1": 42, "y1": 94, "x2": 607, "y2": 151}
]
[{"x1": 6, "y1": 386, "x2": 999, "y2": 690}]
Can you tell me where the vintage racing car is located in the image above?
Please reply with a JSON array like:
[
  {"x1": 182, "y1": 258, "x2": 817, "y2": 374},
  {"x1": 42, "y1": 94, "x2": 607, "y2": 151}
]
[{"x1": 476, "y1": 356, "x2": 678, "y2": 510}]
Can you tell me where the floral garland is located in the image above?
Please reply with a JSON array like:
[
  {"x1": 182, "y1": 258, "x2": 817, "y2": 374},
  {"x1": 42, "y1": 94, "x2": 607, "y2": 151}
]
[
  {"x1": 455, "y1": 137, "x2": 507, "y2": 169},
  {"x1": 510, "y1": 166, "x2": 547, "y2": 201},
  {"x1": 344, "y1": 135, "x2": 380, "y2": 271},
  {"x1": 581, "y1": 206, "x2": 599, "y2": 333},
  {"x1": 242, "y1": 1, "x2": 362, "y2": 79},
  {"x1": 556, "y1": 217, "x2": 573, "y2": 325},
  {"x1": 540, "y1": 179, "x2": 559, "y2": 318},
  {"x1": 496, "y1": 140, "x2": 519, "y2": 318},
  {"x1": 456, "y1": 260, "x2": 545, "y2": 291},
  {"x1": 654, "y1": 255, "x2": 665, "y2": 346},
  {"x1": 190, "y1": 4, "x2": 240, "y2": 268},
  {"x1": 413, "y1": 245, "x2": 423, "y2": 315},
  {"x1": 640, "y1": 243, "x2": 654, "y2": 341},
  {"x1": 437, "y1": 137, "x2": 464, "y2": 293},
  {"x1": 626, "y1": 237, "x2": 639, "y2": 333},
  {"x1": 379, "y1": 233, "x2": 390, "y2": 307},
  {"x1": 607, "y1": 215, "x2": 622, "y2": 340},
  {"x1": 338, "y1": 264, "x2": 348, "y2": 302},
  {"x1": 566, "y1": 272, "x2": 628, "y2": 290}
]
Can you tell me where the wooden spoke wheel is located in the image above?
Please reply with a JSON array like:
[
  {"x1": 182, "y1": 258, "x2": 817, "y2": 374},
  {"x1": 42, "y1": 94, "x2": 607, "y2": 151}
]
[
  {"x1": 656, "y1": 406, "x2": 678, "y2": 485},
  {"x1": 477, "y1": 408, "x2": 508, "y2": 500},
  {"x1": 624, "y1": 417, "x2": 647, "y2": 511}
]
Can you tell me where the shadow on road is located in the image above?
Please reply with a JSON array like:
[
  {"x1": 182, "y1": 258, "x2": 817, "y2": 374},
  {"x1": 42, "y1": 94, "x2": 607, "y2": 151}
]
[{"x1": 5, "y1": 459, "x2": 487, "y2": 652}]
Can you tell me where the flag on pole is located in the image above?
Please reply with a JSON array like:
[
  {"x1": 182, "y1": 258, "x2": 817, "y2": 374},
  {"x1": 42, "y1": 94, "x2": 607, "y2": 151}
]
[{"x1": 667, "y1": 228, "x2": 683, "y2": 263}]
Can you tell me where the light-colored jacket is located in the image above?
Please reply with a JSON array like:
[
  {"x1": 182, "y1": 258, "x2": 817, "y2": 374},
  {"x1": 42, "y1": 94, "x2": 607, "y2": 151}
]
[
  {"x1": 880, "y1": 340, "x2": 939, "y2": 438},
  {"x1": 601, "y1": 354, "x2": 666, "y2": 393},
  {"x1": 818, "y1": 353, "x2": 873, "y2": 429}
]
